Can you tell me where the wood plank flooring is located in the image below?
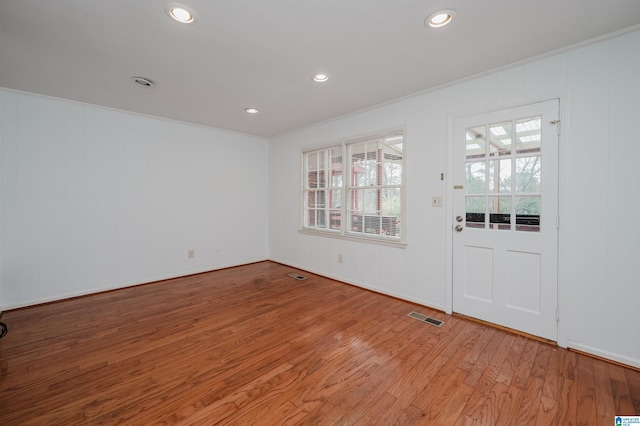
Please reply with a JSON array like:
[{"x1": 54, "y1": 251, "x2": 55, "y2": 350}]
[{"x1": 0, "y1": 261, "x2": 638, "y2": 425}]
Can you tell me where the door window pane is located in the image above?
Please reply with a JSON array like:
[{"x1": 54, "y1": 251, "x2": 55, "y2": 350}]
[
  {"x1": 516, "y1": 116, "x2": 541, "y2": 153},
  {"x1": 466, "y1": 126, "x2": 486, "y2": 159},
  {"x1": 465, "y1": 196, "x2": 485, "y2": 229},
  {"x1": 488, "y1": 159, "x2": 511, "y2": 193},
  {"x1": 465, "y1": 162, "x2": 485, "y2": 194},
  {"x1": 489, "y1": 196, "x2": 511, "y2": 230},
  {"x1": 516, "y1": 156, "x2": 541, "y2": 193},
  {"x1": 516, "y1": 196, "x2": 540, "y2": 232},
  {"x1": 489, "y1": 121, "x2": 512, "y2": 157}
]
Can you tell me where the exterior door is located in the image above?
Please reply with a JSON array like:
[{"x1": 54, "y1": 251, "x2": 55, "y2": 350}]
[{"x1": 452, "y1": 100, "x2": 559, "y2": 341}]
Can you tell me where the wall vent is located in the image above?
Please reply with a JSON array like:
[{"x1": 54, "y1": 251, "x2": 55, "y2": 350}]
[
  {"x1": 287, "y1": 273, "x2": 307, "y2": 281},
  {"x1": 407, "y1": 311, "x2": 444, "y2": 327}
]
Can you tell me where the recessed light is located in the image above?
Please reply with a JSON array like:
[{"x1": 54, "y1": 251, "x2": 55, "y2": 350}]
[
  {"x1": 426, "y1": 9, "x2": 456, "y2": 28},
  {"x1": 313, "y1": 73, "x2": 329, "y2": 83},
  {"x1": 131, "y1": 76, "x2": 155, "y2": 87},
  {"x1": 245, "y1": 107, "x2": 259, "y2": 114},
  {"x1": 166, "y1": 3, "x2": 196, "y2": 24}
]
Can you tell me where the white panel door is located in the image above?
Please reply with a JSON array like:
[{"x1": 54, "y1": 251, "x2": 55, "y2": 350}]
[{"x1": 452, "y1": 100, "x2": 559, "y2": 341}]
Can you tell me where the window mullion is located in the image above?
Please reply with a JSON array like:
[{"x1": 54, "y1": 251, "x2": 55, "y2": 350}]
[{"x1": 341, "y1": 142, "x2": 347, "y2": 235}]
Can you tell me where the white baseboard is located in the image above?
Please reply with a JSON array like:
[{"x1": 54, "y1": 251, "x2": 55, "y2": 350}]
[
  {"x1": 269, "y1": 257, "x2": 447, "y2": 313},
  {"x1": 2, "y1": 258, "x2": 268, "y2": 311},
  {"x1": 567, "y1": 340, "x2": 640, "y2": 370}
]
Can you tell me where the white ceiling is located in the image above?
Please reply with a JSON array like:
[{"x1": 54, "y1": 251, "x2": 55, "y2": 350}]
[{"x1": 1, "y1": 0, "x2": 640, "y2": 137}]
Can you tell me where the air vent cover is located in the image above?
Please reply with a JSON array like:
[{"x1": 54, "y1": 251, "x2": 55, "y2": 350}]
[
  {"x1": 287, "y1": 273, "x2": 307, "y2": 281},
  {"x1": 408, "y1": 311, "x2": 444, "y2": 327},
  {"x1": 131, "y1": 76, "x2": 155, "y2": 87}
]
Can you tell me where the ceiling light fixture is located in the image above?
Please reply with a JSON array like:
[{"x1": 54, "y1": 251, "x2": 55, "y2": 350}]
[
  {"x1": 166, "y1": 3, "x2": 196, "y2": 24},
  {"x1": 131, "y1": 76, "x2": 155, "y2": 87},
  {"x1": 245, "y1": 107, "x2": 259, "y2": 114},
  {"x1": 426, "y1": 9, "x2": 456, "y2": 28},
  {"x1": 313, "y1": 73, "x2": 329, "y2": 83}
]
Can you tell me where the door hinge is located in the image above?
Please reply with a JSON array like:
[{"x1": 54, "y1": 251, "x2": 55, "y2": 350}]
[
  {"x1": 555, "y1": 307, "x2": 560, "y2": 323},
  {"x1": 550, "y1": 119, "x2": 560, "y2": 135}
]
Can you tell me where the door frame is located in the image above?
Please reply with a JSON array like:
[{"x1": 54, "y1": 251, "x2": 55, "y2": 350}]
[{"x1": 444, "y1": 96, "x2": 568, "y2": 348}]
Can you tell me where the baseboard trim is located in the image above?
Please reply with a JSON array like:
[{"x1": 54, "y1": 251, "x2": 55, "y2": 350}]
[
  {"x1": 3, "y1": 259, "x2": 269, "y2": 312},
  {"x1": 567, "y1": 341, "x2": 640, "y2": 371},
  {"x1": 268, "y1": 258, "x2": 447, "y2": 313}
]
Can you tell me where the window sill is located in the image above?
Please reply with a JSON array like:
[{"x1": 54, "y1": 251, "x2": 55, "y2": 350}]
[{"x1": 298, "y1": 228, "x2": 407, "y2": 248}]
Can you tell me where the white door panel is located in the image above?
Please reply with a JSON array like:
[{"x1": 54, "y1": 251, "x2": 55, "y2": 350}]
[{"x1": 453, "y1": 100, "x2": 559, "y2": 341}]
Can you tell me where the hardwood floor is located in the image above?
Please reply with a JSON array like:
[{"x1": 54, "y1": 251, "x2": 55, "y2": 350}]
[{"x1": 1, "y1": 261, "x2": 638, "y2": 425}]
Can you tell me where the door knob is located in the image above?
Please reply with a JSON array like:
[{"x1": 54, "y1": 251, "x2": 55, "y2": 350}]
[
  {"x1": 456, "y1": 215, "x2": 463, "y2": 222},
  {"x1": 455, "y1": 225, "x2": 463, "y2": 232}
]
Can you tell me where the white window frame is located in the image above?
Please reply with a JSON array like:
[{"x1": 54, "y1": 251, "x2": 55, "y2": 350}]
[
  {"x1": 301, "y1": 144, "x2": 344, "y2": 234},
  {"x1": 300, "y1": 128, "x2": 407, "y2": 247}
]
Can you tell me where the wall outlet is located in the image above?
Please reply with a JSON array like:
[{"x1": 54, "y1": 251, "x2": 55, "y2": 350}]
[
  {"x1": 432, "y1": 196, "x2": 443, "y2": 207},
  {"x1": 338, "y1": 254, "x2": 343, "y2": 263},
  {"x1": 188, "y1": 249, "x2": 195, "y2": 259}
]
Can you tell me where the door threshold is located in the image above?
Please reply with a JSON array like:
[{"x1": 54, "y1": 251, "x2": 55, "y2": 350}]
[{"x1": 453, "y1": 312, "x2": 557, "y2": 346}]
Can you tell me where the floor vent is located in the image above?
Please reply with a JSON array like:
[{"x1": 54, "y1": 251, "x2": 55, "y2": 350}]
[
  {"x1": 287, "y1": 273, "x2": 307, "y2": 281},
  {"x1": 408, "y1": 311, "x2": 444, "y2": 327}
]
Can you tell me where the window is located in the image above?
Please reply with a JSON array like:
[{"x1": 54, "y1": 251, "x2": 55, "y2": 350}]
[
  {"x1": 302, "y1": 129, "x2": 405, "y2": 244},
  {"x1": 303, "y1": 145, "x2": 343, "y2": 232}
]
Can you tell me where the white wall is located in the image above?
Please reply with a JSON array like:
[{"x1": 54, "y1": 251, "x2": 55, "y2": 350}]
[
  {"x1": 562, "y1": 33, "x2": 640, "y2": 367},
  {"x1": 1, "y1": 31, "x2": 638, "y2": 369},
  {"x1": 0, "y1": 89, "x2": 269, "y2": 309},
  {"x1": 269, "y1": 30, "x2": 640, "y2": 368}
]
